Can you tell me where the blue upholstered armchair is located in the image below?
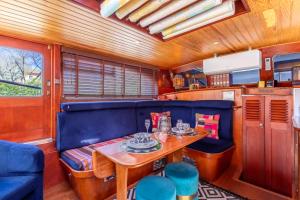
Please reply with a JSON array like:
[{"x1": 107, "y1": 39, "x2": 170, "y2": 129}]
[{"x1": 0, "y1": 140, "x2": 44, "y2": 200}]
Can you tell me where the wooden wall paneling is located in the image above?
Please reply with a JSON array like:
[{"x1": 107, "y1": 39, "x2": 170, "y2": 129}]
[
  {"x1": 50, "y1": 44, "x2": 62, "y2": 139},
  {"x1": 264, "y1": 95, "x2": 293, "y2": 196},
  {"x1": 242, "y1": 95, "x2": 266, "y2": 188},
  {"x1": 260, "y1": 42, "x2": 300, "y2": 81},
  {"x1": 0, "y1": 36, "x2": 52, "y2": 142},
  {"x1": 0, "y1": 1, "x2": 300, "y2": 68},
  {"x1": 158, "y1": 70, "x2": 175, "y2": 95},
  {"x1": 39, "y1": 142, "x2": 67, "y2": 189},
  {"x1": 160, "y1": 88, "x2": 243, "y2": 167}
]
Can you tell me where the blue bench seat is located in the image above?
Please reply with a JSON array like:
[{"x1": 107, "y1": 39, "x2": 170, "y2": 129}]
[{"x1": 188, "y1": 138, "x2": 233, "y2": 154}]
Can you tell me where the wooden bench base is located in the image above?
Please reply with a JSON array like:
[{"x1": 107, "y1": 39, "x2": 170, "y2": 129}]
[
  {"x1": 184, "y1": 147, "x2": 234, "y2": 182},
  {"x1": 60, "y1": 159, "x2": 154, "y2": 200}
]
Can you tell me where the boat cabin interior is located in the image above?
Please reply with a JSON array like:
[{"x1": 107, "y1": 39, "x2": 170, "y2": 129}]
[{"x1": 1, "y1": 0, "x2": 300, "y2": 200}]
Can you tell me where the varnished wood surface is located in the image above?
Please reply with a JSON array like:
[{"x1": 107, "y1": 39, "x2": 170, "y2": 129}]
[
  {"x1": 95, "y1": 133, "x2": 207, "y2": 168},
  {"x1": 95, "y1": 133, "x2": 206, "y2": 200},
  {"x1": 161, "y1": 88, "x2": 243, "y2": 168},
  {"x1": 0, "y1": 35, "x2": 52, "y2": 142},
  {"x1": 185, "y1": 147, "x2": 234, "y2": 182},
  {"x1": 0, "y1": 0, "x2": 300, "y2": 68}
]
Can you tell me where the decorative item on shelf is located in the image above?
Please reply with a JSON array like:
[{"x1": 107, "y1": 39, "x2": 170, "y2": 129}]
[
  {"x1": 293, "y1": 66, "x2": 300, "y2": 85},
  {"x1": 209, "y1": 73, "x2": 231, "y2": 87},
  {"x1": 172, "y1": 68, "x2": 207, "y2": 91},
  {"x1": 189, "y1": 83, "x2": 200, "y2": 90},
  {"x1": 266, "y1": 80, "x2": 277, "y2": 87},
  {"x1": 172, "y1": 74, "x2": 185, "y2": 90},
  {"x1": 258, "y1": 80, "x2": 266, "y2": 88}
]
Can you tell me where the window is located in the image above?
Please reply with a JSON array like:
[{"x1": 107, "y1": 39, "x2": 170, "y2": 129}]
[
  {"x1": 274, "y1": 71, "x2": 292, "y2": 82},
  {"x1": 0, "y1": 46, "x2": 43, "y2": 96},
  {"x1": 231, "y1": 68, "x2": 260, "y2": 85},
  {"x1": 62, "y1": 52, "x2": 158, "y2": 99}
]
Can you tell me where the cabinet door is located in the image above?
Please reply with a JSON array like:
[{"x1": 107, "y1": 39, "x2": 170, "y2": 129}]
[
  {"x1": 242, "y1": 96, "x2": 266, "y2": 187},
  {"x1": 265, "y1": 95, "x2": 293, "y2": 196}
]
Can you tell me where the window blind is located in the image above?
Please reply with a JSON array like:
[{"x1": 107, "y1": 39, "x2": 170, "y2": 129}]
[{"x1": 62, "y1": 52, "x2": 158, "y2": 99}]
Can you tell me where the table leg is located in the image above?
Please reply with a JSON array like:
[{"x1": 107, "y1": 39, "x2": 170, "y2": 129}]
[
  {"x1": 116, "y1": 164, "x2": 128, "y2": 200},
  {"x1": 167, "y1": 148, "x2": 183, "y2": 163}
]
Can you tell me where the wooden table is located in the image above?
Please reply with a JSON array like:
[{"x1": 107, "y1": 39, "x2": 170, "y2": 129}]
[{"x1": 94, "y1": 132, "x2": 207, "y2": 200}]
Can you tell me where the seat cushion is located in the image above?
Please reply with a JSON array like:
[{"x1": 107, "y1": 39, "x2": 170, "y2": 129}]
[
  {"x1": 165, "y1": 162, "x2": 199, "y2": 197},
  {"x1": 188, "y1": 137, "x2": 233, "y2": 153},
  {"x1": 136, "y1": 176, "x2": 176, "y2": 200},
  {"x1": 0, "y1": 176, "x2": 36, "y2": 200},
  {"x1": 61, "y1": 137, "x2": 127, "y2": 171}
]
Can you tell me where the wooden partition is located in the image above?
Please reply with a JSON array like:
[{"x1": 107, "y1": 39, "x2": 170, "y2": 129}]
[{"x1": 160, "y1": 87, "x2": 243, "y2": 168}]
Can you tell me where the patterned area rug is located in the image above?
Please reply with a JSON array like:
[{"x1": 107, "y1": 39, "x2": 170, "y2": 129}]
[{"x1": 115, "y1": 171, "x2": 247, "y2": 200}]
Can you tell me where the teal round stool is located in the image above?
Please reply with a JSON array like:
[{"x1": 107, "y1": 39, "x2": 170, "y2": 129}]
[
  {"x1": 136, "y1": 176, "x2": 176, "y2": 200},
  {"x1": 165, "y1": 162, "x2": 199, "y2": 200}
]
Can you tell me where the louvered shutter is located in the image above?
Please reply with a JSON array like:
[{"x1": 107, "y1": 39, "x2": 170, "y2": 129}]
[
  {"x1": 62, "y1": 53, "x2": 76, "y2": 96},
  {"x1": 245, "y1": 99, "x2": 261, "y2": 121},
  {"x1": 264, "y1": 96, "x2": 292, "y2": 196},
  {"x1": 141, "y1": 68, "x2": 154, "y2": 96},
  {"x1": 78, "y1": 56, "x2": 103, "y2": 96},
  {"x1": 242, "y1": 96, "x2": 265, "y2": 188},
  {"x1": 125, "y1": 65, "x2": 140, "y2": 96},
  {"x1": 104, "y1": 61, "x2": 123, "y2": 96},
  {"x1": 62, "y1": 51, "x2": 158, "y2": 99}
]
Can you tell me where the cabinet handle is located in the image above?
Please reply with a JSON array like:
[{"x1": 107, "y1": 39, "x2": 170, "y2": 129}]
[{"x1": 259, "y1": 123, "x2": 264, "y2": 128}]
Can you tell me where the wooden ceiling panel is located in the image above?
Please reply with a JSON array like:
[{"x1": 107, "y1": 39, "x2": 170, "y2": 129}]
[{"x1": 0, "y1": 0, "x2": 300, "y2": 69}]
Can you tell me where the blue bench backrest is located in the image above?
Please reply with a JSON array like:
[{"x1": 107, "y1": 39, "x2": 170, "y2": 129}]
[{"x1": 56, "y1": 100, "x2": 233, "y2": 152}]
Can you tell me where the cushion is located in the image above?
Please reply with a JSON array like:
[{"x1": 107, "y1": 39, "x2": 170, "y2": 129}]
[
  {"x1": 0, "y1": 140, "x2": 44, "y2": 176},
  {"x1": 150, "y1": 111, "x2": 170, "y2": 132},
  {"x1": 165, "y1": 162, "x2": 199, "y2": 197},
  {"x1": 56, "y1": 106, "x2": 137, "y2": 152},
  {"x1": 0, "y1": 176, "x2": 36, "y2": 200},
  {"x1": 61, "y1": 137, "x2": 128, "y2": 171},
  {"x1": 136, "y1": 176, "x2": 176, "y2": 200},
  {"x1": 195, "y1": 113, "x2": 220, "y2": 140},
  {"x1": 188, "y1": 137, "x2": 233, "y2": 153}
]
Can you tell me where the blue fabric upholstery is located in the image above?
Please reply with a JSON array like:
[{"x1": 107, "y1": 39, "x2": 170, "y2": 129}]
[
  {"x1": 165, "y1": 162, "x2": 199, "y2": 199},
  {"x1": 57, "y1": 100, "x2": 234, "y2": 155},
  {"x1": 136, "y1": 176, "x2": 176, "y2": 200},
  {"x1": 57, "y1": 102, "x2": 137, "y2": 152},
  {"x1": 136, "y1": 101, "x2": 163, "y2": 132},
  {"x1": 162, "y1": 101, "x2": 193, "y2": 127},
  {"x1": 188, "y1": 137, "x2": 233, "y2": 153},
  {"x1": 0, "y1": 140, "x2": 44, "y2": 200}
]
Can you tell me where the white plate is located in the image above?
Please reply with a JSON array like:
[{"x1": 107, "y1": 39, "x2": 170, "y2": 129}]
[
  {"x1": 171, "y1": 127, "x2": 194, "y2": 135},
  {"x1": 126, "y1": 138, "x2": 158, "y2": 150}
]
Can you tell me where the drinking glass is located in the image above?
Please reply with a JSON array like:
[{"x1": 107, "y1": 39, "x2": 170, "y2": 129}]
[
  {"x1": 145, "y1": 119, "x2": 151, "y2": 133},
  {"x1": 176, "y1": 119, "x2": 183, "y2": 131}
]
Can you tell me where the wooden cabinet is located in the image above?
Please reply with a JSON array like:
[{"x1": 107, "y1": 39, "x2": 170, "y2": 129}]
[{"x1": 243, "y1": 95, "x2": 293, "y2": 197}]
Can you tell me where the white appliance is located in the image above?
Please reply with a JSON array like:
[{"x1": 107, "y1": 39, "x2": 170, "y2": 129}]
[
  {"x1": 203, "y1": 50, "x2": 262, "y2": 75},
  {"x1": 294, "y1": 88, "x2": 300, "y2": 117}
]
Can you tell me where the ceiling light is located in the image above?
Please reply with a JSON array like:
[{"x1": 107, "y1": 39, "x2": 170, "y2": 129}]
[
  {"x1": 148, "y1": 0, "x2": 222, "y2": 34},
  {"x1": 115, "y1": 0, "x2": 148, "y2": 19},
  {"x1": 163, "y1": 0, "x2": 235, "y2": 39},
  {"x1": 101, "y1": 0, "x2": 130, "y2": 18},
  {"x1": 128, "y1": 0, "x2": 170, "y2": 23},
  {"x1": 263, "y1": 9, "x2": 276, "y2": 28},
  {"x1": 139, "y1": 0, "x2": 198, "y2": 28}
]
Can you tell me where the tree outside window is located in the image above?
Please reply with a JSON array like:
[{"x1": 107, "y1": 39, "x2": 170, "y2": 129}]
[{"x1": 0, "y1": 46, "x2": 43, "y2": 96}]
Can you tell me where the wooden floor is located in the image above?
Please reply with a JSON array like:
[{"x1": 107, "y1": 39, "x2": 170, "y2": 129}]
[
  {"x1": 45, "y1": 165, "x2": 293, "y2": 200},
  {"x1": 44, "y1": 182, "x2": 78, "y2": 200}
]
